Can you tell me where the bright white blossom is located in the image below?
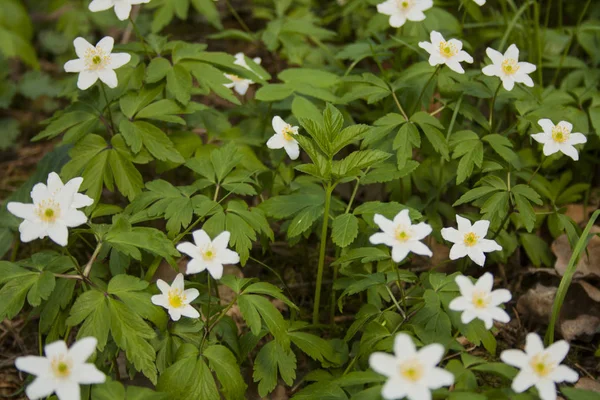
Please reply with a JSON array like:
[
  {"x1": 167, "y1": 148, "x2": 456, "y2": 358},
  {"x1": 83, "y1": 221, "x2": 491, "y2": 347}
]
[
  {"x1": 449, "y1": 273, "x2": 511, "y2": 329},
  {"x1": 474, "y1": 0, "x2": 486, "y2": 5},
  {"x1": 376, "y1": 0, "x2": 433, "y2": 28},
  {"x1": 224, "y1": 52, "x2": 262, "y2": 96},
  {"x1": 482, "y1": 44, "x2": 536, "y2": 91},
  {"x1": 369, "y1": 333, "x2": 454, "y2": 400},
  {"x1": 151, "y1": 273, "x2": 200, "y2": 321},
  {"x1": 7, "y1": 173, "x2": 93, "y2": 247},
  {"x1": 531, "y1": 119, "x2": 587, "y2": 161},
  {"x1": 369, "y1": 210, "x2": 432, "y2": 263},
  {"x1": 418, "y1": 31, "x2": 473, "y2": 74},
  {"x1": 501, "y1": 333, "x2": 578, "y2": 400},
  {"x1": 64, "y1": 37, "x2": 131, "y2": 90},
  {"x1": 266, "y1": 116, "x2": 300, "y2": 160},
  {"x1": 177, "y1": 229, "x2": 240, "y2": 279},
  {"x1": 15, "y1": 337, "x2": 105, "y2": 400},
  {"x1": 441, "y1": 215, "x2": 502, "y2": 267},
  {"x1": 88, "y1": 0, "x2": 151, "y2": 21}
]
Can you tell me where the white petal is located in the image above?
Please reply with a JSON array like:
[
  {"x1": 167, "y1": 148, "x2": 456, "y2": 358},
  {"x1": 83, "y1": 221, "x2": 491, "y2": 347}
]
[
  {"x1": 77, "y1": 71, "x2": 99, "y2": 90},
  {"x1": 376, "y1": 0, "x2": 397, "y2": 15},
  {"x1": 441, "y1": 227, "x2": 461, "y2": 244},
  {"x1": 31, "y1": 182, "x2": 50, "y2": 203},
  {"x1": 381, "y1": 378, "x2": 407, "y2": 400},
  {"x1": 62, "y1": 210, "x2": 88, "y2": 228},
  {"x1": 406, "y1": 9, "x2": 426, "y2": 22},
  {"x1": 454, "y1": 275, "x2": 474, "y2": 296},
  {"x1": 177, "y1": 242, "x2": 199, "y2": 258},
  {"x1": 448, "y1": 39, "x2": 463, "y2": 52},
  {"x1": 55, "y1": 381, "x2": 81, "y2": 400},
  {"x1": 89, "y1": 0, "x2": 114, "y2": 12},
  {"x1": 114, "y1": 2, "x2": 132, "y2": 20},
  {"x1": 64, "y1": 59, "x2": 86, "y2": 73},
  {"x1": 428, "y1": 54, "x2": 445, "y2": 66},
  {"x1": 485, "y1": 47, "x2": 504, "y2": 65},
  {"x1": 482, "y1": 64, "x2": 501, "y2": 77},
  {"x1": 478, "y1": 238, "x2": 502, "y2": 253},
  {"x1": 284, "y1": 141, "x2": 300, "y2": 160},
  {"x1": 73, "y1": 37, "x2": 94, "y2": 59},
  {"x1": 272, "y1": 116, "x2": 287, "y2": 134},
  {"x1": 525, "y1": 333, "x2": 545, "y2": 355},
  {"x1": 500, "y1": 349, "x2": 529, "y2": 368},
  {"x1": 518, "y1": 75, "x2": 535, "y2": 87},
  {"x1": 504, "y1": 44, "x2": 519, "y2": 60},
  {"x1": 389, "y1": 14, "x2": 407, "y2": 28},
  {"x1": 418, "y1": 343, "x2": 445, "y2": 367},
  {"x1": 467, "y1": 248, "x2": 486, "y2": 266},
  {"x1": 19, "y1": 220, "x2": 47, "y2": 243},
  {"x1": 393, "y1": 209, "x2": 411, "y2": 227},
  {"x1": 393, "y1": 333, "x2": 416, "y2": 359},
  {"x1": 169, "y1": 308, "x2": 182, "y2": 321},
  {"x1": 545, "y1": 340, "x2": 570, "y2": 364},
  {"x1": 537, "y1": 119, "x2": 555, "y2": 134},
  {"x1": 369, "y1": 232, "x2": 396, "y2": 247},
  {"x1": 445, "y1": 59, "x2": 465, "y2": 74},
  {"x1": 518, "y1": 62, "x2": 537, "y2": 74},
  {"x1": 471, "y1": 220, "x2": 490, "y2": 238},
  {"x1": 568, "y1": 132, "x2": 587, "y2": 145},
  {"x1": 411, "y1": 223, "x2": 432, "y2": 240},
  {"x1": 98, "y1": 69, "x2": 118, "y2": 89},
  {"x1": 405, "y1": 383, "x2": 432, "y2": 400},
  {"x1": 557, "y1": 120, "x2": 573, "y2": 132},
  {"x1": 461, "y1": 309, "x2": 477, "y2": 324},
  {"x1": 391, "y1": 245, "x2": 410, "y2": 262},
  {"x1": 7, "y1": 202, "x2": 35, "y2": 219},
  {"x1": 266, "y1": 134, "x2": 286, "y2": 150},
  {"x1": 406, "y1": 240, "x2": 432, "y2": 257},
  {"x1": 184, "y1": 288, "x2": 199, "y2": 302},
  {"x1": 543, "y1": 141, "x2": 560, "y2": 156},
  {"x1": 549, "y1": 365, "x2": 578, "y2": 383},
  {"x1": 25, "y1": 377, "x2": 56, "y2": 400},
  {"x1": 535, "y1": 380, "x2": 557, "y2": 400},
  {"x1": 180, "y1": 305, "x2": 200, "y2": 319},
  {"x1": 219, "y1": 249, "x2": 240, "y2": 265},
  {"x1": 449, "y1": 243, "x2": 468, "y2": 260},
  {"x1": 502, "y1": 76, "x2": 516, "y2": 91},
  {"x1": 68, "y1": 337, "x2": 97, "y2": 364},
  {"x1": 234, "y1": 81, "x2": 250, "y2": 95},
  {"x1": 72, "y1": 193, "x2": 94, "y2": 209},
  {"x1": 512, "y1": 370, "x2": 536, "y2": 393},
  {"x1": 374, "y1": 214, "x2": 395, "y2": 235},
  {"x1": 559, "y1": 144, "x2": 579, "y2": 161},
  {"x1": 426, "y1": 367, "x2": 455, "y2": 388},
  {"x1": 490, "y1": 288, "x2": 512, "y2": 305},
  {"x1": 47, "y1": 223, "x2": 69, "y2": 247},
  {"x1": 369, "y1": 352, "x2": 397, "y2": 377},
  {"x1": 488, "y1": 307, "x2": 511, "y2": 324},
  {"x1": 531, "y1": 132, "x2": 550, "y2": 144},
  {"x1": 151, "y1": 294, "x2": 169, "y2": 308},
  {"x1": 430, "y1": 31, "x2": 444, "y2": 46},
  {"x1": 192, "y1": 229, "x2": 212, "y2": 247},
  {"x1": 172, "y1": 273, "x2": 185, "y2": 292},
  {"x1": 448, "y1": 296, "x2": 471, "y2": 311},
  {"x1": 45, "y1": 341, "x2": 68, "y2": 358},
  {"x1": 108, "y1": 53, "x2": 131, "y2": 70},
  {"x1": 418, "y1": 41, "x2": 434, "y2": 54},
  {"x1": 212, "y1": 231, "x2": 231, "y2": 251},
  {"x1": 15, "y1": 356, "x2": 51, "y2": 376},
  {"x1": 206, "y1": 262, "x2": 224, "y2": 280},
  {"x1": 185, "y1": 258, "x2": 206, "y2": 274},
  {"x1": 456, "y1": 215, "x2": 471, "y2": 232},
  {"x1": 474, "y1": 272, "x2": 493, "y2": 293},
  {"x1": 72, "y1": 363, "x2": 106, "y2": 384}
]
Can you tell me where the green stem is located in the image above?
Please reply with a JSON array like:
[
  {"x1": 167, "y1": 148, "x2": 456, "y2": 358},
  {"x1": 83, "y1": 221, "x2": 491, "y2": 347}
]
[
  {"x1": 206, "y1": 274, "x2": 212, "y2": 329},
  {"x1": 100, "y1": 83, "x2": 115, "y2": 134},
  {"x1": 313, "y1": 183, "x2": 334, "y2": 325},
  {"x1": 547, "y1": 210, "x2": 600, "y2": 344},
  {"x1": 488, "y1": 82, "x2": 502, "y2": 132},
  {"x1": 225, "y1": 0, "x2": 253, "y2": 36},
  {"x1": 83, "y1": 241, "x2": 103, "y2": 277},
  {"x1": 527, "y1": 163, "x2": 542, "y2": 185},
  {"x1": 499, "y1": 0, "x2": 534, "y2": 51},
  {"x1": 412, "y1": 66, "x2": 441, "y2": 115},
  {"x1": 128, "y1": 16, "x2": 150, "y2": 56}
]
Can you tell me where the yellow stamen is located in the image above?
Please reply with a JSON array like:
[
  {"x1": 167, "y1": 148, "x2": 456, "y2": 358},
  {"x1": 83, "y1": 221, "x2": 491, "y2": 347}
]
[
  {"x1": 51, "y1": 356, "x2": 72, "y2": 379},
  {"x1": 463, "y1": 232, "x2": 478, "y2": 247},
  {"x1": 399, "y1": 359, "x2": 424, "y2": 382},
  {"x1": 439, "y1": 41, "x2": 458, "y2": 58},
  {"x1": 282, "y1": 126, "x2": 296, "y2": 141},
  {"x1": 202, "y1": 247, "x2": 216, "y2": 261},
  {"x1": 395, "y1": 228, "x2": 411, "y2": 242},
  {"x1": 529, "y1": 353, "x2": 555, "y2": 378},
  {"x1": 36, "y1": 200, "x2": 60, "y2": 223},
  {"x1": 397, "y1": 0, "x2": 412, "y2": 8},
  {"x1": 84, "y1": 48, "x2": 110, "y2": 70},
  {"x1": 168, "y1": 289, "x2": 186, "y2": 308},
  {"x1": 551, "y1": 125, "x2": 570, "y2": 143},
  {"x1": 471, "y1": 290, "x2": 490, "y2": 309},
  {"x1": 501, "y1": 58, "x2": 520, "y2": 75}
]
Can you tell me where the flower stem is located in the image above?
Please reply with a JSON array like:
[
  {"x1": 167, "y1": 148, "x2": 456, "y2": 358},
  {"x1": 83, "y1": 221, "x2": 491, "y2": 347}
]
[
  {"x1": 313, "y1": 183, "x2": 334, "y2": 325},
  {"x1": 83, "y1": 241, "x2": 103, "y2": 277},
  {"x1": 225, "y1": 0, "x2": 253, "y2": 36},
  {"x1": 128, "y1": 16, "x2": 150, "y2": 56},
  {"x1": 100, "y1": 83, "x2": 115, "y2": 134},
  {"x1": 527, "y1": 163, "x2": 543, "y2": 185},
  {"x1": 488, "y1": 81, "x2": 502, "y2": 132},
  {"x1": 412, "y1": 66, "x2": 441, "y2": 115}
]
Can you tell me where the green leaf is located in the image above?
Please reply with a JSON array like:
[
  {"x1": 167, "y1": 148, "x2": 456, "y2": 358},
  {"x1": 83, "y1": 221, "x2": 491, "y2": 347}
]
[
  {"x1": 157, "y1": 346, "x2": 219, "y2": 399},
  {"x1": 120, "y1": 120, "x2": 185, "y2": 163},
  {"x1": 520, "y1": 233, "x2": 552, "y2": 267},
  {"x1": 561, "y1": 387, "x2": 600, "y2": 400},
  {"x1": 66, "y1": 290, "x2": 110, "y2": 350},
  {"x1": 255, "y1": 84, "x2": 294, "y2": 101},
  {"x1": 332, "y1": 150, "x2": 391, "y2": 178},
  {"x1": 108, "y1": 147, "x2": 144, "y2": 201},
  {"x1": 331, "y1": 124, "x2": 369, "y2": 155},
  {"x1": 482, "y1": 134, "x2": 518, "y2": 166},
  {"x1": 453, "y1": 186, "x2": 501, "y2": 206},
  {"x1": 146, "y1": 57, "x2": 171, "y2": 83},
  {"x1": 167, "y1": 64, "x2": 192, "y2": 104},
  {"x1": 253, "y1": 341, "x2": 296, "y2": 397},
  {"x1": 238, "y1": 294, "x2": 289, "y2": 346},
  {"x1": 0, "y1": 273, "x2": 37, "y2": 320},
  {"x1": 204, "y1": 345, "x2": 247, "y2": 400},
  {"x1": 260, "y1": 194, "x2": 324, "y2": 219},
  {"x1": 331, "y1": 214, "x2": 359, "y2": 248},
  {"x1": 287, "y1": 205, "x2": 323, "y2": 238},
  {"x1": 119, "y1": 84, "x2": 163, "y2": 119},
  {"x1": 289, "y1": 331, "x2": 336, "y2": 364}
]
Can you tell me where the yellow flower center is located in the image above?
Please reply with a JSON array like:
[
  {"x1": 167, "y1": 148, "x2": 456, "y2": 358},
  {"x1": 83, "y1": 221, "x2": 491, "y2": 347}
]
[
  {"x1": 84, "y1": 47, "x2": 110, "y2": 70},
  {"x1": 399, "y1": 359, "x2": 424, "y2": 382},
  {"x1": 439, "y1": 41, "x2": 458, "y2": 58},
  {"x1": 395, "y1": 228, "x2": 411, "y2": 242},
  {"x1": 529, "y1": 353, "x2": 555, "y2": 378},
  {"x1": 471, "y1": 290, "x2": 490, "y2": 309},
  {"x1": 282, "y1": 126, "x2": 296, "y2": 141},
  {"x1": 551, "y1": 125, "x2": 570, "y2": 143},
  {"x1": 36, "y1": 200, "x2": 60, "y2": 223},
  {"x1": 501, "y1": 58, "x2": 520, "y2": 75},
  {"x1": 397, "y1": 0, "x2": 412, "y2": 9},
  {"x1": 202, "y1": 247, "x2": 216, "y2": 261},
  {"x1": 51, "y1": 356, "x2": 72, "y2": 379},
  {"x1": 463, "y1": 232, "x2": 479, "y2": 247},
  {"x1": 226, "y1": 74, "x2": 243, "y2": 83},
  {"x1": 168, "y1": 289, "x2": 186, "y2": 308}
]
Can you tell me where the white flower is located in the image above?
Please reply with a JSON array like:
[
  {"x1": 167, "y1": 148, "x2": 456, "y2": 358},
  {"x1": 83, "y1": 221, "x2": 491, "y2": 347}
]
[
  {"x1": 501, "y1": 333, "x2": 578, "y2": 400},
  {"x1": 531, "y1": 119, "x2": 587, "y2": 161},
  {"x1": 88, "y1": 0, "x2": 151, "y2": 21},
  {"x1": 64, "y1": 37, "x2": 131, "y2": 90},
  {"x1": 474, "y1": 0, "x2": 486, "y2": 5},
  {"x1": 418, "y1": 31, "x2": 474, "y2": 74},
  {"x1": 224, "y1": 52, "x2": 262, "y2": 96},
  {"x1": 7, "y1": 172, "x2": 93, "y2": 247},
  {"x1": 266, "y1": 116, "x2": 300, "y2": 160},
  {"x1": 376, "y1": 0, "x2": 433, "y2": 28},
  {"x1": 369, "y1": 210, "x2": 432, "y2": 263},
  {"x1": 176, "y1": 229, "x2": 240, "y2": 279},
  {"x1": 441, "y1": 215, "x2": 502, "y2": 267},
  {"x1": 449, "y1": 273, "x2": 511, "y2": 329},
  {"x1": 15, "y1": 337, "x2": 105, "y2": 400},
  {"x1": 151, "y1": 273, "x2": 200, "y2": 321},
  {"x1": 369, "y1": 333, "x2": 454, "y2": 400},
  {"x1": 482, "y1": 44, "x2": 536, "y2": 91}
]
